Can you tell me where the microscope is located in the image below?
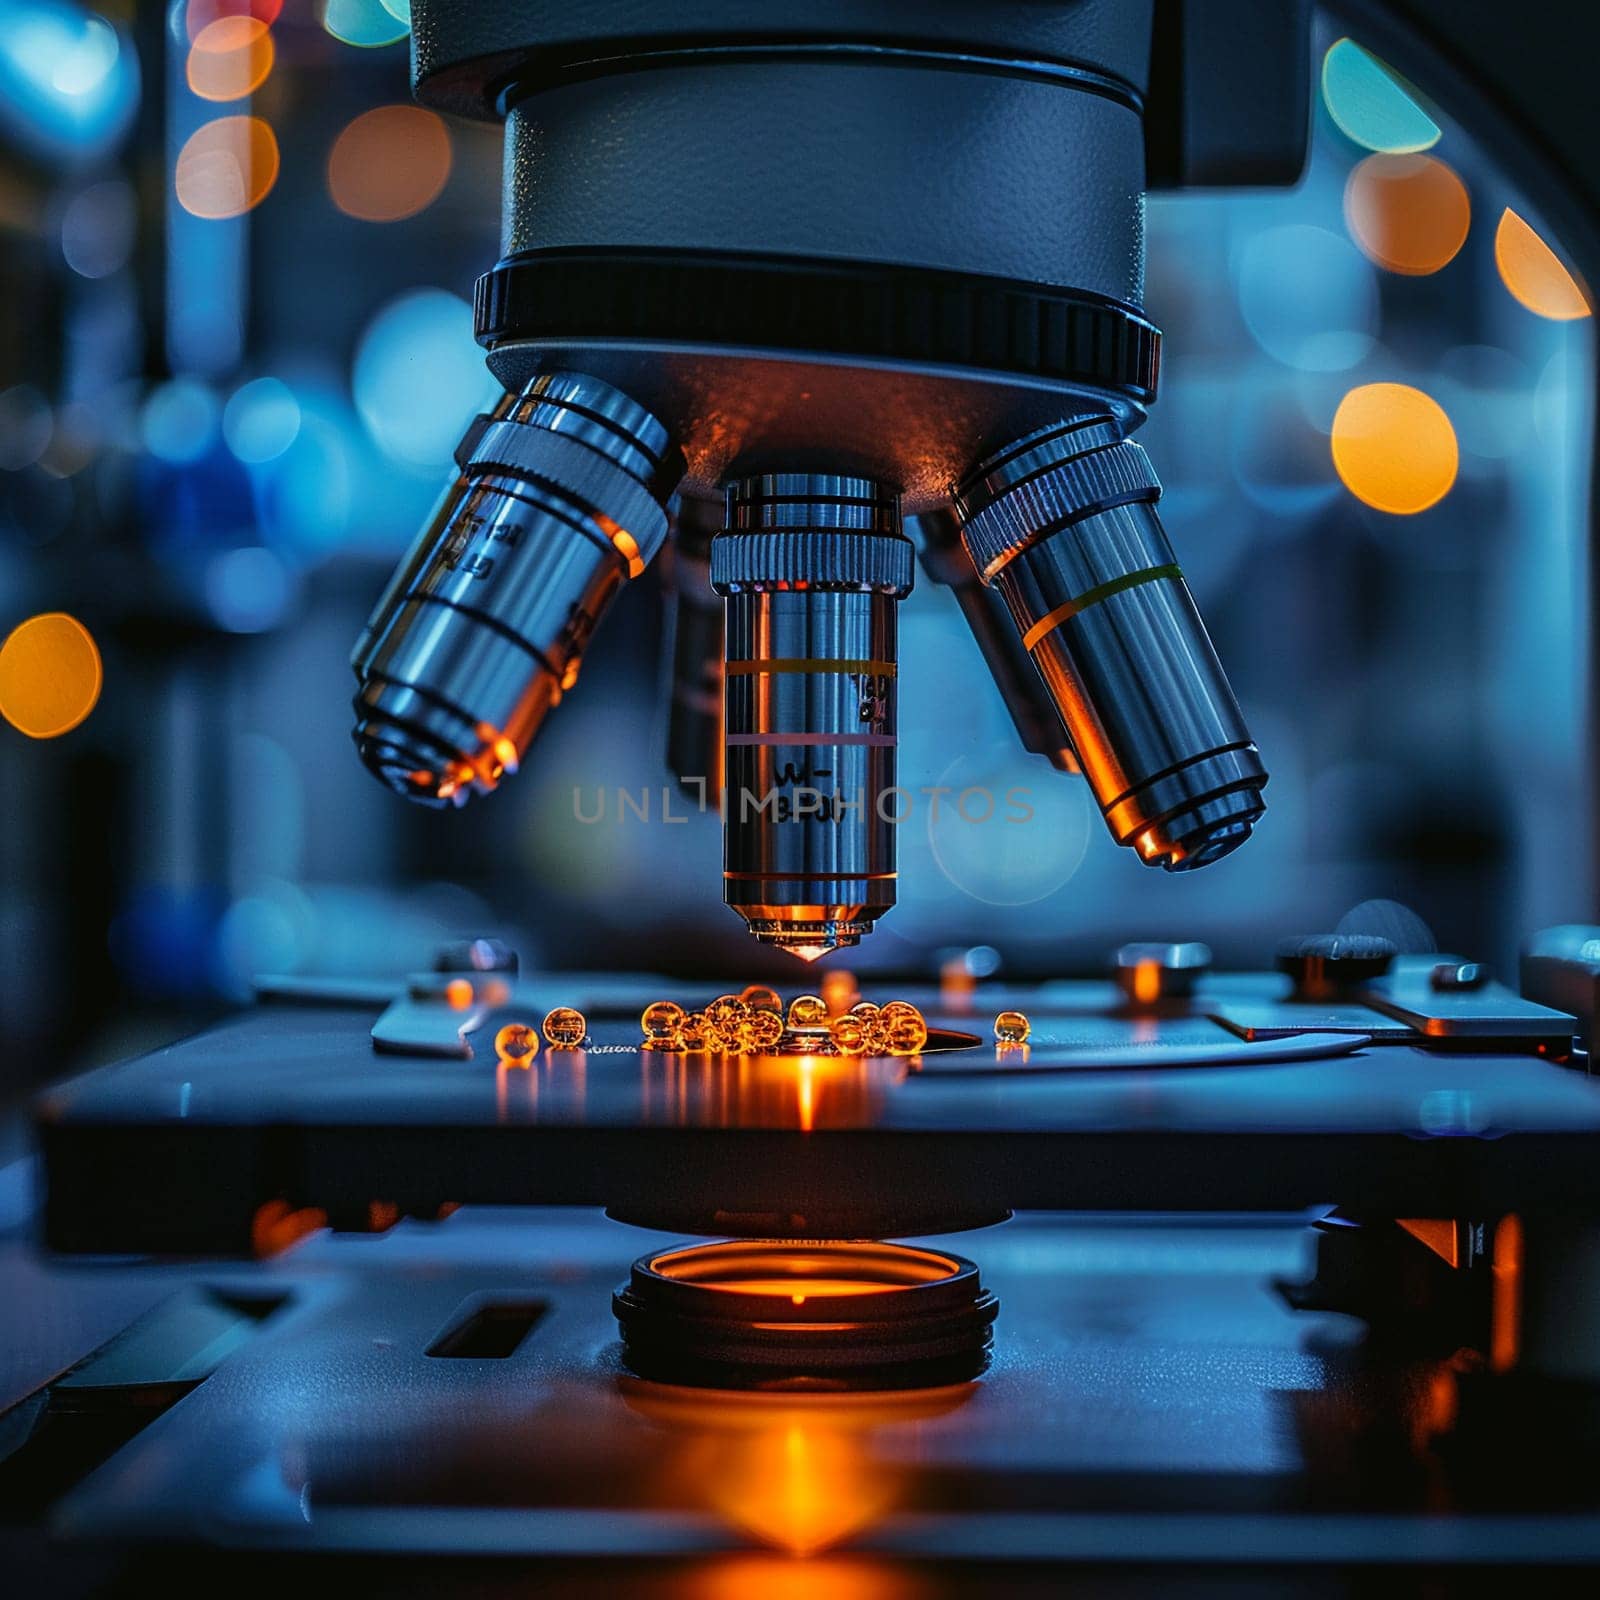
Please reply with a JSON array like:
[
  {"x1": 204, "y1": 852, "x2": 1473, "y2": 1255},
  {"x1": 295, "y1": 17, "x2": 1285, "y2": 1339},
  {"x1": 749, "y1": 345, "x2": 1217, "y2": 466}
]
[
  {"x1": 18, "y1": 1, "x2": 1600, "y2": 1587},
  {"x1": 348, "y1": 0, "x2": 1283, "y2": 957}
]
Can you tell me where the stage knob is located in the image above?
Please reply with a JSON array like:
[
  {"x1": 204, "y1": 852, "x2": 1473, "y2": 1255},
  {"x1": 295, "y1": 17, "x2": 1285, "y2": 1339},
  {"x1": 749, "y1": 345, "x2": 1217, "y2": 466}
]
[
  {"x1": 1114, "y1": 940, "x2": 1212, "y2": 1004},
  {"x1": 1276, "y1": 933, "x2": 1396, "y2": 1001}
]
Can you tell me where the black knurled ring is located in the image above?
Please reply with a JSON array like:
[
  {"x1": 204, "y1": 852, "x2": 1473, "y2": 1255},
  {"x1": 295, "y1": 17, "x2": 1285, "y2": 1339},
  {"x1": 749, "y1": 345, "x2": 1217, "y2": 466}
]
[{"x1": 475, "y1": 249, "x2": 1161, "y2": 404}]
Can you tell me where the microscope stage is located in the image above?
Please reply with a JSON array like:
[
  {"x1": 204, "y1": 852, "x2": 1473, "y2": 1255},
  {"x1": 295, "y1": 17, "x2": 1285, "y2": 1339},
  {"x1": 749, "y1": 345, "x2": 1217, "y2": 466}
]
[
  {"x1": 27, "y1": 1207, "x2": 1600, "y2": 1578},
  {"x1": 35, "y1": 971, "x2": 1600, "y2": 1254}
]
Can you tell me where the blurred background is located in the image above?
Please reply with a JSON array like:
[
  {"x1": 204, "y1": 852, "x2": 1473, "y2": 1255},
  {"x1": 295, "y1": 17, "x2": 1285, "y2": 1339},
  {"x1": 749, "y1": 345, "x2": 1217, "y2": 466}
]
[{"x1": 0, "y1": 2, "x2": 1592, "y2": 1101}]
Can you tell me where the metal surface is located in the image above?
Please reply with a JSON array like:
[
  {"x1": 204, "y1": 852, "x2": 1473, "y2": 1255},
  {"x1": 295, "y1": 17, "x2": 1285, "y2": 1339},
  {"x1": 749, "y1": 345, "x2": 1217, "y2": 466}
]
[
  {"x1": 32, "y1": 968, "x2": 1598, "y2": 1255},
  {"x1": 9, "y1": 1205, "x2": 1600, "y2": 1580},
  {"x1": 352, "y1": 372, "x2": 679, "y2": 805},
  {"x1": 712, "y1": 474, "x2": 913, "y2": 957},
  {"x1": 955, "y1": 419, "x2": 1268, "y2": 871},
  {"x1": 1523, "y1": 924, "x2": 1600, "y2": 1044},
  {"x1": 1363, "y1": 971, "x2": 1576, "y2": 1047},
  {"x1": 1114, "y1": 940, "x2": 1213, "y2": 1003}
]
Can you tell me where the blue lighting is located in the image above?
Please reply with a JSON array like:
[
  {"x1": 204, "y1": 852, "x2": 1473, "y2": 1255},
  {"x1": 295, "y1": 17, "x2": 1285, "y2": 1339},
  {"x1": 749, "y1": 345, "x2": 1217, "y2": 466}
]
[
  {"x1": 204, "y1": 544, "x2": 294, "y2": 633},
  {"x1": 352, "y1": 288, "x2": 497, "y2": 468},
  {"x1": 224, "y1": 377, "x2": 302, "y2": 465},
  {"x1": 0, "y1": 1, "x2": 138, "y2": 165},
  {"x1": 141, "y1": 378, "x2": 220, "y2": 464}
]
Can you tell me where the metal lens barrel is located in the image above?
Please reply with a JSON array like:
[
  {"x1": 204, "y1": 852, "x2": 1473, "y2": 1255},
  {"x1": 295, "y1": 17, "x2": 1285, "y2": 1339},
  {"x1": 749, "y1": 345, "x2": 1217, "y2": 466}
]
[
  {"x1": 711, "y1": 475, "x2": 914, "y2": 958},
  {"x1": 352, "y1": 372, "x2": 679, "y2": 806},
  {"x1": 955, "y1": 419, "x2": 1266, "y2": 870},
  {"x1": 913, "y1": 506, "x2": 1078, "y2": 774}
]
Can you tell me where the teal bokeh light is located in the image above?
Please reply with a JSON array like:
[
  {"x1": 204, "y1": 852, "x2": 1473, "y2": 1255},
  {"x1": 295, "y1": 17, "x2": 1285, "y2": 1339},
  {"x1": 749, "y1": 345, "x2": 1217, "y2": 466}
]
[{"x1": 1321, "y1": 38, "x2": 1440, "y2": 154}]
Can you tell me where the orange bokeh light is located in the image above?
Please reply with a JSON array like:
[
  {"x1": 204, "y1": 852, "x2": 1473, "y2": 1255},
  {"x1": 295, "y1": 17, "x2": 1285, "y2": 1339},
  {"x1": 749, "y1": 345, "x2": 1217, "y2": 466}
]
[
  {"x1": 1343, "y1": 153, "x2": 1470, "y2": 276},
  {"x1": 1331, "y1": 382, "x2": 1459, "y2": 515},
  {"x1": 187, "y1": 16, "x2": 275, "y2": 103},
  {"x1": 327, "y1": 105, "x2": 453, "y2": 223},
  {"x1": 186, "y1": 0, "x2": 282, "y2": 40},
  {"x1": 175, "y1": 115, "x2": 280, "y2": 219},
  {"x1": 0, "y1": 612, "x2": 103, "y2": 739},
  {"x1": 1495, "y1": 208, "x2": 1592, "y2": 320}
]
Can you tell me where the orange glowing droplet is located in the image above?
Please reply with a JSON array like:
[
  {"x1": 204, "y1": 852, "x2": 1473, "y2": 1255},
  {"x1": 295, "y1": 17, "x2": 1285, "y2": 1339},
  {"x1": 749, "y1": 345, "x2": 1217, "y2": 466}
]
[
  {"x1": 186, "y1": 15, "x2": 275, "y2": 103},
  {"x1": 327, "y1": 105, "x2": 454, "y2": 224},
  {"x1": 993, "y1": 1010, "x2": 1030, "y2": 1045},
  {"x1": 740, "y1": 983, "x2": 783, "y2": 1015},
  {"x1": 494, "y1": 1021, "x2": 538, "y2": 1065},
  {"x1": 444, "y1": 978, "x2": 473, "y2": 1010},
  {"x1": 1494, "y1": 208, "x2": 1592, "y2": 320},
  {"x1": 175, "y1": 115, "x2": 279, "y2": 219},
  {"x1": 787, "y1": 994, "x2": 828, "y2": 1029},
  {"x1": 885, "y1": 1011, "x2": 928, "y2": 1057},
  {"x1": 1331, "y1": 382, "x2": 1458, "y2": 515},
  {"x1": 830, "y1": 1014, "x2": 869, "y2": 1055},
  {"x1": 0, "y1": 612, "x2": 102, "y2": 739},
  {"x1": 745, "y1": 1009, "x2": 785, "y2": 1053},
  {"x1": 542, "y1": 1006, "x2": 587, "y2": 1049},
  {"x1": 1343, "y1": 153, "x2": 1470, "y2": 276},
  {"x1": 641, "y1": 999, "x2": 686, "y2": 1042}
]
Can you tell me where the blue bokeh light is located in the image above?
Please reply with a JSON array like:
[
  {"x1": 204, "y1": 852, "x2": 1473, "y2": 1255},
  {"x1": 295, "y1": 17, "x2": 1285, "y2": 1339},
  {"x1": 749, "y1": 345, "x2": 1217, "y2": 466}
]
[
  {"x1": 141, "y1": 377, "x2": 219, "y2": 464},
  {"x1": 0, "y1": 2, "x2": 139, "y2": 166},
  {"x1": 352, "y1": 288, "x2": 497, "y2": 468},
  {"x1": 224, "y1": 377, "x2": 302, "y2": 465},
  {"x1": 1321, "y1": 38, "x2": 1440, "y2": 155}
]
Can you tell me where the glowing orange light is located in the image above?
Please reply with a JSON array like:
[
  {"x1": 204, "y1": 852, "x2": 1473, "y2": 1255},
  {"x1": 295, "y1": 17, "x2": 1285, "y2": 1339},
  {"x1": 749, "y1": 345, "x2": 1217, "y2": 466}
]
[
  {"x1": 1133, "y1": 960, "x2": 1161, "y2": 1005},
  {"x1": 939, "y1": 958, "x2": 976, "y2": 1010},
  {"x1": 688, "y1": 1556, "x2": 924, "y2": 1600},
  {"x1": 1491, "y1": 1214, "x2": 1522, "y2": 1373},
  {"x1": 1343, "y1": 153, "x2": 1470, "y2": 276},
  {"x1": 444, "y1": 977, "x2": 473, "y2": 1010},
  {"x1": 0, "y1": 612, "x2": 102, "y2": 739},
  {"x1": 623, "y1": 1371, "x2": 974, "y2": 1558},
  {"x1": 175, "y1": 115, "x2": 279, "y2": 219},
  {"x1": 1397, "y1": 1217, "x2": 1459, "y2": 1268},
  {"x1": 821, "y1": 969, "x2": 858, "y2": 1016},
  {"x1": 785, "y1": 943, "x2": 832, "y2": 964},
  {"x1": 327, "y1": 105, "x2": 453, "y2": 224},
  {"x1": 592, "y1": 513, "x2": 646, "y2": 579},
  {"x1": 186, "y1": 16, "x2": 275, "y2": 103},
  {"x1": 1495, "y1": 208, "x2": 1592, "y2": 320},
  {"x1": 1331, "y1": 382, "x2": 1458, "y2": 514},
  {"x1": 251, "y1": 1198, "x2": 326, "y2": 1257}
]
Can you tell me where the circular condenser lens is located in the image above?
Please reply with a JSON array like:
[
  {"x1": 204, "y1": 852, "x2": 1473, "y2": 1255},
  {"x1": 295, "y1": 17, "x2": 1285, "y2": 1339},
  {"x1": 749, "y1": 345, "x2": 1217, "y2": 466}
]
[{"x1": 613, "y1": 1239, "x2": 998, "y2": 1389}]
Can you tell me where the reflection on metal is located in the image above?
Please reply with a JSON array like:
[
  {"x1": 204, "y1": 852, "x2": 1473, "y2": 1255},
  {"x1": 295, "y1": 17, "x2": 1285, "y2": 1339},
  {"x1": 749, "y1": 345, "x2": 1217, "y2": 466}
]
[
  {"x1": 623, "y1": 1380, "x2": 975, "y2": 1556},
  {"x1": 954, "y1": 419, "x2": 1267, "y2": 871},
  {"x1": 640, "y1": 1051, "x2": 907, "y2": 1131}
]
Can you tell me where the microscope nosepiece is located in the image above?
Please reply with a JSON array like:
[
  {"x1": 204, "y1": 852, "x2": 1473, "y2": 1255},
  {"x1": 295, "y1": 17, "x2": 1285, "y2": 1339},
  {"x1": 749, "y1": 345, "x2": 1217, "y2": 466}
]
[
  {"x1": 956, "y1": 419, "x2": 1267, "y2": 870},
  {"x1": 712, "y1": 474, "x2": 913, "y2": 958},
  {"x1": 351, "y1": 373, "x2": 679, "y2": 806}
]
